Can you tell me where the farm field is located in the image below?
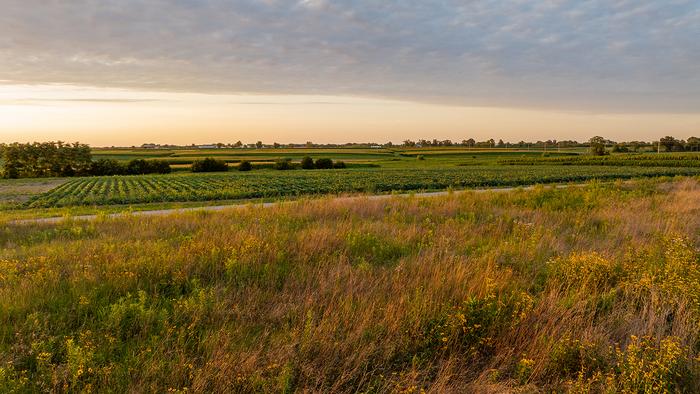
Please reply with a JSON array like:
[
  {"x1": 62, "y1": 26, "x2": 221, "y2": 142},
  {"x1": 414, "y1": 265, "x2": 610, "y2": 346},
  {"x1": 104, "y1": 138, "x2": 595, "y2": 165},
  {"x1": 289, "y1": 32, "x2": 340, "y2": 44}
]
[
  {"x1": 500, "y1": 152, "x2": 700, "y2": 167},
  {"x1": 20, "y1": 165, "x2": 700, "y2": 208},
  {"x1": 91, "y1": 147, "x2": 583, "y2": 169},
  {"x1": 2, "y1": 178, "x2": 700, "y2": 392}
]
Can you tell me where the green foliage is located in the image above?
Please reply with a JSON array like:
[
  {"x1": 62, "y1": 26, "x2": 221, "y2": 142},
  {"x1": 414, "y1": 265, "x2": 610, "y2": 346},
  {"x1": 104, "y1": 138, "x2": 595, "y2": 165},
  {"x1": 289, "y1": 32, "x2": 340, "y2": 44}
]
[
  {"x1": 314, "y1": 158, "x2": 333, "y2": 169},
  {"x1": 191, "y1": 158, "x2": 228, "y2": 172},
  {"x1": 3, "y1": 179, "x2": 700, "y2": 391},
  {"x1": 126, "y1": 159, "x2": 171, "y2": 175},
  {"x1": 1, "y1": 141, "x2": 92, "y2": 178},
  {"x1": 300, "y1": 156, "x2": 315, "y2": 169},
  {"x1": 275, "y1": 158, "x2": 294, "y2": 170},
  {"x1": 22, "y1": 165, "x2": 700, "y2": 208},
  {"x1": 238, "y1": 160, "x2": 253, "y2": 171},
  {"x1": 500, "y1": 152, "x2": 700, "y2": 167}
]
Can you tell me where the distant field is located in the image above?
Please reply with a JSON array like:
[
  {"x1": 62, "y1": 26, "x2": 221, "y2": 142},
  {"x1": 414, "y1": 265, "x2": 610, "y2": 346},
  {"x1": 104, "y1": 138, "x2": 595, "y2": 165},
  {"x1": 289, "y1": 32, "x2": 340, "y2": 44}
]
[
  {"x1": 91, "y1": 147, "x2": 579, "y2": 167},
  {"x1": 23, "y1": 165, "x2": 700, "y2": 208},
  {"x1": 500, "y1": 152, "x2": 700, "y2": 167}
]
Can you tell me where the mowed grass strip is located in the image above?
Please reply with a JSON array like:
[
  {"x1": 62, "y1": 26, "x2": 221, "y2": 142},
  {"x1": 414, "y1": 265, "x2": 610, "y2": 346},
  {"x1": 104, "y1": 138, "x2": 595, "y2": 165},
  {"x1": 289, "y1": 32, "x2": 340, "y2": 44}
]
[{"x1": 24, "y1": 165, "x2": 700, "y2": 208}]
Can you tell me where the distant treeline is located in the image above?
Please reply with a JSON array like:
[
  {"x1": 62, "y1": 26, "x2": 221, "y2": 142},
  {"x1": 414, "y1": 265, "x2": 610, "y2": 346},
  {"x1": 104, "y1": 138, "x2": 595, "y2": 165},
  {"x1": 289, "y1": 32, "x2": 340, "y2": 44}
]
[
  {"x1": 139, "y1": 135, "x2": 700, "y2": 150},
  {"x1": 0, "y1": 142, "x2": 92, "y2": 178},
  {"x1": 1, "y1": 142, "x2": 171, "y2": 179}
]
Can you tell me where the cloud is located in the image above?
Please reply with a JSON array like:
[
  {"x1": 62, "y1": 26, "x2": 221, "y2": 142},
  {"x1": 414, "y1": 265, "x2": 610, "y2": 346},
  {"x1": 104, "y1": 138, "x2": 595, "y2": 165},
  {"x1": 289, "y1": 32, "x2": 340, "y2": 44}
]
[{"x1": 1, "y1": 0, "x2": 698, "y2": 112}]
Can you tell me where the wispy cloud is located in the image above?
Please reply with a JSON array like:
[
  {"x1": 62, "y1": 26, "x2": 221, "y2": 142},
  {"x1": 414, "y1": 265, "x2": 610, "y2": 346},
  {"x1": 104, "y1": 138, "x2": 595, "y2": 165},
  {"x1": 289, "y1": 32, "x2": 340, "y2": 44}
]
[
  {"x1": 0, "y1": 98, "x2": 162, "y2": 105},
  {"x1": 1, "y1": 0, "x2": 698, "y2": 112}
]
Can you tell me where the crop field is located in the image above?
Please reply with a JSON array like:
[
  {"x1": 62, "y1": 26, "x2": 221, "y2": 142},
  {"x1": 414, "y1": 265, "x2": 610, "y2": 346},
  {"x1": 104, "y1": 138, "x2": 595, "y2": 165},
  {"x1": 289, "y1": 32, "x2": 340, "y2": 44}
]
[
  {"x1": 23, "y1": 165, "x2": 700, "y2": 208},
  {"x1": 500, "y1": 152, "x2": 700, "y2": 167},
  {"x1": 92, "y1": 148, "x2": 397, "y2": 165},
  {"x1": 91, "y1": 147, "x2": 586, "y2": 168},
  {"x1": 2, "y1": 178, "x2": 700, "y2": 392}
]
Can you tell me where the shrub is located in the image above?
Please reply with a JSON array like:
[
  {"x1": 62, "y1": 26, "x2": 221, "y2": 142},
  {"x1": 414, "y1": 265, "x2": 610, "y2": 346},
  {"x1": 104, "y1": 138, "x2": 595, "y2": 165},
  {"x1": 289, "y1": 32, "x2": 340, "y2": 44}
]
[
  {"x1": 126, "y1": 159, "x2": 152, "y2": 175},
  {"x1": 148, "y1": 160, "x2": 172, "y2": 174},
  {"x1": 275, "y1": 158, "x2": 293, "y2": 170},
  {"x1": 238, "y1": 160, "x2": 252, "y2": 171},
  {"x1": 191, "y1": 158, "x2": 228, "y2": 172},
  {"x1": 89, "y1": 159, "x2": 126, "y2": 176},
  {"x1": 417, "y1": 155, "x2": 425, "y2": 160},
  {"x1": 314, "y1": 158, "x2": 333, "y2": 169},
  {"x1": 301, "y1": 156, "x2": 315, "y2": 169},
  {"x1": 333, "y1": 161, "x2": 346, "y2": 169}
]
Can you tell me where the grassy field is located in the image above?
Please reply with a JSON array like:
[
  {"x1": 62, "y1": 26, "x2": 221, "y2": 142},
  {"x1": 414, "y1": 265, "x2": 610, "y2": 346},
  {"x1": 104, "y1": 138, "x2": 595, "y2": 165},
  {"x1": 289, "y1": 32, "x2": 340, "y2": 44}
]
[
  {"x1": 0, "y1": 178, "x2": 69, "y2": 210},
  {"x1": 2, "y1": 178, "x2": 700, "y2": 392}
]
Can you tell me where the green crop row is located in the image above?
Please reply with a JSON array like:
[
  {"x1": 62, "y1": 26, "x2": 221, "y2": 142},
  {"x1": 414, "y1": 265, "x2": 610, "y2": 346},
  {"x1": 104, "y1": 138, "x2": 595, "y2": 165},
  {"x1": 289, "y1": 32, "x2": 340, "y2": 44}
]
[
  {"x1": 25, "y1": 165, "x2": 700, "y2": 208},
  {"x1": 499, "y1": 153, "x2": 700, "y2": 167}
]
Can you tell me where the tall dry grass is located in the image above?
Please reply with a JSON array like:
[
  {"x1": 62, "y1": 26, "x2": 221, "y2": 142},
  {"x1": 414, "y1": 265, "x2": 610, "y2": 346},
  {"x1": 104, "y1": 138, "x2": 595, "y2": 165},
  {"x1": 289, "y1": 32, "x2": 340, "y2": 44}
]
[{"x1": 1, "y1": 177, "x2": 700, "y2": 392}]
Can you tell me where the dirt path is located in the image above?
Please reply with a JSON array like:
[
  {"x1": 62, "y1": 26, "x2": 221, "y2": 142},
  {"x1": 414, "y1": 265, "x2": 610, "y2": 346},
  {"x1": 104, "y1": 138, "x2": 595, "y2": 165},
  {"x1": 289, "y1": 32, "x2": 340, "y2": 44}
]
[{"x1": 10, "y1": 184, "x2": 582, "y2": 225}]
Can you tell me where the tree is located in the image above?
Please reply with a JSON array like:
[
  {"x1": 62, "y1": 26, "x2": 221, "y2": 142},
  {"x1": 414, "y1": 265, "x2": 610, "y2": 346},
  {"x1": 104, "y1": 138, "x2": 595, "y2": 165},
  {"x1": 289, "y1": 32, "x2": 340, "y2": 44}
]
[
  {"x1": 1, "y1": 141, "x2": 92, "y2": 178},
  {"x1": 301, "y1": 156, "x2": 315, "y2": 169},
  {"x1": 238, "y1": 160, "x2": 252, "y2": 171},
  {"x1": 314, "y1": 158, "x2": 334, "y2": 169},
  {"x1": 255, "y1": 141, "x2": 263, "y2": 149},
  {"x1": 275, "y1": 158, "x2": 293, "y2": 170},
  {"x1": 589, "y1": 136, "x2": 607, "y2": 156},
  {"x1": 234, "y1": 141, "x2": 243, "y2": 148},
  {"x1": 660, "y1": 136, "x2": 675, "y2": 152},
  {"x1": 191, "y1": 158, "x2": 228, "y2": 172},
  {"x1": 273, "y1": 142, "x2": 280, "y2": 149},
  {"x1": 306, "y1": 141, "x2": 314, "y2": 148}
]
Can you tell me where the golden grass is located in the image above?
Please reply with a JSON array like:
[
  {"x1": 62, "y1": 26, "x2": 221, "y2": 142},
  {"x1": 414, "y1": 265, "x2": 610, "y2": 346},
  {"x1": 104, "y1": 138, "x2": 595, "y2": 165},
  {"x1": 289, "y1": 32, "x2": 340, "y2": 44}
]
[{"x1": 1, "y1": 178, "x2": 699, "y2": 392}]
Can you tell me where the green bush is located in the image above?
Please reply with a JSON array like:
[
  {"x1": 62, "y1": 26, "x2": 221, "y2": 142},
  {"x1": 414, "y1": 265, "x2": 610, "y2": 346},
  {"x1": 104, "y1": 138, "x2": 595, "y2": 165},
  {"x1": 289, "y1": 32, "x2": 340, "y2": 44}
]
[
  {"x1": 89, "y1": 159, "x2": 126, "y2": 176},
  {"x1": 301, "y1": 156, "x2": 315, "y2": 169},
  {"x1": 333, "y1": 161, "x2": 346, "y2": 169},
  {"x1": 238, "y1": 161, "x2": 253, "y2": 171},
  {"x1": 275, "y1": 158, "x2": 293, "y2": 170},
  {"x1": 314, "y1": 158, "x2": 333, "y2": 169},
  {"x1": 191, "y1": 158, "x2": 228, "y2": 172}
]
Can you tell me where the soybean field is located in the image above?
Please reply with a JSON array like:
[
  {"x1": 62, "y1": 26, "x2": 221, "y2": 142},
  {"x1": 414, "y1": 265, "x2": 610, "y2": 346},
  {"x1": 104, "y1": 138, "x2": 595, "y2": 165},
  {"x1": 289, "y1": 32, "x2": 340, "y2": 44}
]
[{"x1": 25, "y1": 165, "x2": 700, "y2": 208}]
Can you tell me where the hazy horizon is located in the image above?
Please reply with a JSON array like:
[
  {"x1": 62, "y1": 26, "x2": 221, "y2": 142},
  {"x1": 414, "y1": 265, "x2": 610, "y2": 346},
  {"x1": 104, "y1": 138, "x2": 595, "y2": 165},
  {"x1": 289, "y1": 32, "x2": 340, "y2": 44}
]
[{"x1": 1, "y1": 1, "x2": 698, "y2": 144}]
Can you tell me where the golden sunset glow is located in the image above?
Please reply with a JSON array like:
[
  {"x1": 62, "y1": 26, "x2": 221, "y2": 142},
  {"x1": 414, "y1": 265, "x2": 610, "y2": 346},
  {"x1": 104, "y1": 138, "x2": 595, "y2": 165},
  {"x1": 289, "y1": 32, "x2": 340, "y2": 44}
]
[{"x1": 2, "y1": 84, "x2": 699, "y2": 145}]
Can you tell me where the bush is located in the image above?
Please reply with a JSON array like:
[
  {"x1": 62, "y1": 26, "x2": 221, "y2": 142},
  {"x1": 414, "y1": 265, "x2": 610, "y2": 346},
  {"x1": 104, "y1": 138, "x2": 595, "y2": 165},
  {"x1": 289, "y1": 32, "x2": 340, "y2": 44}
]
[
  {"x1": 88, "y1": 159, "x2": 170, "y2": 176},
  {"x1": 238, "y1": 161, "x2": 252, "y2": 171},
  {"x1": 301, "y1": 156, "x2": 315, "y2": 169},
  {"x1": 314, "y1": 158, "x2": 334, "y2": 169},
  {"x1": 126, "y1": 159, "x2": 171, "y2": 175},
  {"x1": 89, "y1": 159, "x2": 126, "y2": 176},
  {"x1": 417, "y1": 155, "x2": 425, "y2": 160},
  {"x1": 275, "y1": 158, "x2": 293, "y2": 170},
  {"x1": 149, "y1": 160, "x2": 172, "y2": 174},
  {"x1": 333, "y1": 161, "x2": 346, "y2": 169},
  {"x1": 191, "y1": 158, "x2": 228, "y2": 172}
]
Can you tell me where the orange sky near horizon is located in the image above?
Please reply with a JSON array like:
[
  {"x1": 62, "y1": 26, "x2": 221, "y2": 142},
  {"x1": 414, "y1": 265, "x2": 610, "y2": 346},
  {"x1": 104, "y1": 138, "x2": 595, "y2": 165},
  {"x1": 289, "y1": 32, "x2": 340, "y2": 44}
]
[{"x1": 1, "y1": 84, "x2": 699, "y2": 146}]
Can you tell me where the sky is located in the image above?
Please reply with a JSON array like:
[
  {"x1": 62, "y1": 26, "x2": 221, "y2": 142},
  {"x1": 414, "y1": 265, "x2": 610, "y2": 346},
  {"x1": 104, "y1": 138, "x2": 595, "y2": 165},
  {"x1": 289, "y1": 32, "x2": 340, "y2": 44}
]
[{"x1": 1, "y1": 0, "x2": 699, "y2": 145}]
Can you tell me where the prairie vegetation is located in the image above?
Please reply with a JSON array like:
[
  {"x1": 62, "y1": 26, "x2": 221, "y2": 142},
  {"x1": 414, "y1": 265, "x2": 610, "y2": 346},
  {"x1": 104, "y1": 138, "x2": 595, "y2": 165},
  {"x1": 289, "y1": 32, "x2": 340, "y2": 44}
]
[{"x1": 2, "y1": 177, "x2": 700, "y2": 392}]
